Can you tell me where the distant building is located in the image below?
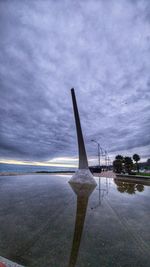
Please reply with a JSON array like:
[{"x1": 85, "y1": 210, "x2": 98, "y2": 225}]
[
  {"x1": 139, "y1": 159, "x2": 150, "y2": 170},
  {"x1": 89, "y1": 166, "x2": 102, "y2": 173}
]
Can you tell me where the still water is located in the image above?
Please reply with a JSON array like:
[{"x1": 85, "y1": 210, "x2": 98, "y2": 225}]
[
  {"x1": 0, "y1": 163, "x2": 76, "y2": 173},
  {"x1": 0, "y1": 174, "x2": 149, "y2": 267}
]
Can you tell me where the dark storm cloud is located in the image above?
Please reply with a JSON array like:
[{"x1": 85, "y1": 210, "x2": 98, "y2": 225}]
[{"x1": 0, "y1": 0, "x2": 150, "y2": 163}]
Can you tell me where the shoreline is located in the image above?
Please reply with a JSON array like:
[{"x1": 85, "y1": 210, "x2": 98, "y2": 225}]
[
  {"x1": 0, "y1": 171, "x2": 75, "y2": 176},
  {"x1": 0, "y1": 170, "x2": 113, "y2": 177},
  {"x1": 116, "y1": 173, "x2": 150, "y2": 180},
  {"x1": 0, "y1": 171, "x2": 150, "y2": 185}
]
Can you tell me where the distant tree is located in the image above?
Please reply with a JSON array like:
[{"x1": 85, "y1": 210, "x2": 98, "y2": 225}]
[
  {"x1": 133, "y1": 154, "x2": 140, "y2": 173},
  {"x1": 115, "y1": 155, "x2": 124, "y2": 161},
  {"x1": 113, "y1": 155, "x2": 124, "y2": 173},
  {"x1": 113, "y1": 159, "x2": 123, "y2": 173},
  {"x1": 124, "y1": 157, "x2": 133, "y2": 174}
]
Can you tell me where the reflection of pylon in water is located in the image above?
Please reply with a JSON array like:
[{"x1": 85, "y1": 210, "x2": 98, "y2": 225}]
[{"x1": 91, "y1": 176, "x2": 110, "y2": 209}]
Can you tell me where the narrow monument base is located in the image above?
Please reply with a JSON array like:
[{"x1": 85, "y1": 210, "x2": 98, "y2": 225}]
[{"x1": 69, "y1": 169, "x2": 97, "y2": 185}]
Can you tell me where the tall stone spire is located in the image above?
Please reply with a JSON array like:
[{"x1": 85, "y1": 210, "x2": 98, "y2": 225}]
[
  {"x1": 71, "y1": 88, "x2": 88, "y2": 169},
  {"x1": 69, "y1": 88, "x2": 96, "y2": 185}
]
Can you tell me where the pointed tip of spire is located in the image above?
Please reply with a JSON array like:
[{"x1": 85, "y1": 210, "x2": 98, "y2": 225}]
[{"x1": 71, "y1": 88, "x2": 75, "y2": 98}]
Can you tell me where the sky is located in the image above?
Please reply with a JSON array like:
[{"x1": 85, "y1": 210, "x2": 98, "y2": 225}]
[{"x1": 0, "y1": 0, "x2": 150, "y2": 167}]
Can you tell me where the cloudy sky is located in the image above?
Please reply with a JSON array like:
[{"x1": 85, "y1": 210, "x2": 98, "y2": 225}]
[{"x1": 0, "y1": 0, "x2": 150, "y2": 166}]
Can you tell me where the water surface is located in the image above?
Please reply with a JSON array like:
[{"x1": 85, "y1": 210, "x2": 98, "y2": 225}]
[
  {"x1": 0, "y1": 163, "x2": 76, "y2": 173},
  {"x1": 0, "y1": 174, "x2": 149, "y2": 267}
]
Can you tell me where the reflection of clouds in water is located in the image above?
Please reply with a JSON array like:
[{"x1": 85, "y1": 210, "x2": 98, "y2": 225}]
[
  {"x1": 114, "y1": 179, "x2": 145, "y2": 194},
  {"x1": 68, "y1": 182, "x2": 96, "y2": 267}
]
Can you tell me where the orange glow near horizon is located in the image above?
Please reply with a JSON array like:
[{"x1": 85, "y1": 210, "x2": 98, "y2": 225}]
[{"x1": 0, "y1": 158, "x2": 77, "y2": 167}]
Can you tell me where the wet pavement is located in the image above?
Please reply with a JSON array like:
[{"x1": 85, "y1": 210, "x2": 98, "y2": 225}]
[{"x1": 0, "y1": 174, "x2": 150, "y2": 267}]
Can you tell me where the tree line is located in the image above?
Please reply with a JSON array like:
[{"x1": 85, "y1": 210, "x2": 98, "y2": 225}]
[{"x1": 113, "y1": 154, "x2": 140, "y2": 174}]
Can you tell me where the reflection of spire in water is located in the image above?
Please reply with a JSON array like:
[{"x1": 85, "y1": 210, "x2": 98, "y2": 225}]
[{"x1": 68, "y1": 182, "x2": 96, "y2": 267}]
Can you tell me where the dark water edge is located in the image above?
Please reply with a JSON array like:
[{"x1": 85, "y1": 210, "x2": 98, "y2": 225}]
[{"x1": 0, "y1": 163, "x2": 76, "y2": 174}]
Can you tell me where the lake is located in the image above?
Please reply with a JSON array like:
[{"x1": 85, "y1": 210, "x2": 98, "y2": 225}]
[{"x1": 0, "y1": 163, "x2": 76, "y2": 174}]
